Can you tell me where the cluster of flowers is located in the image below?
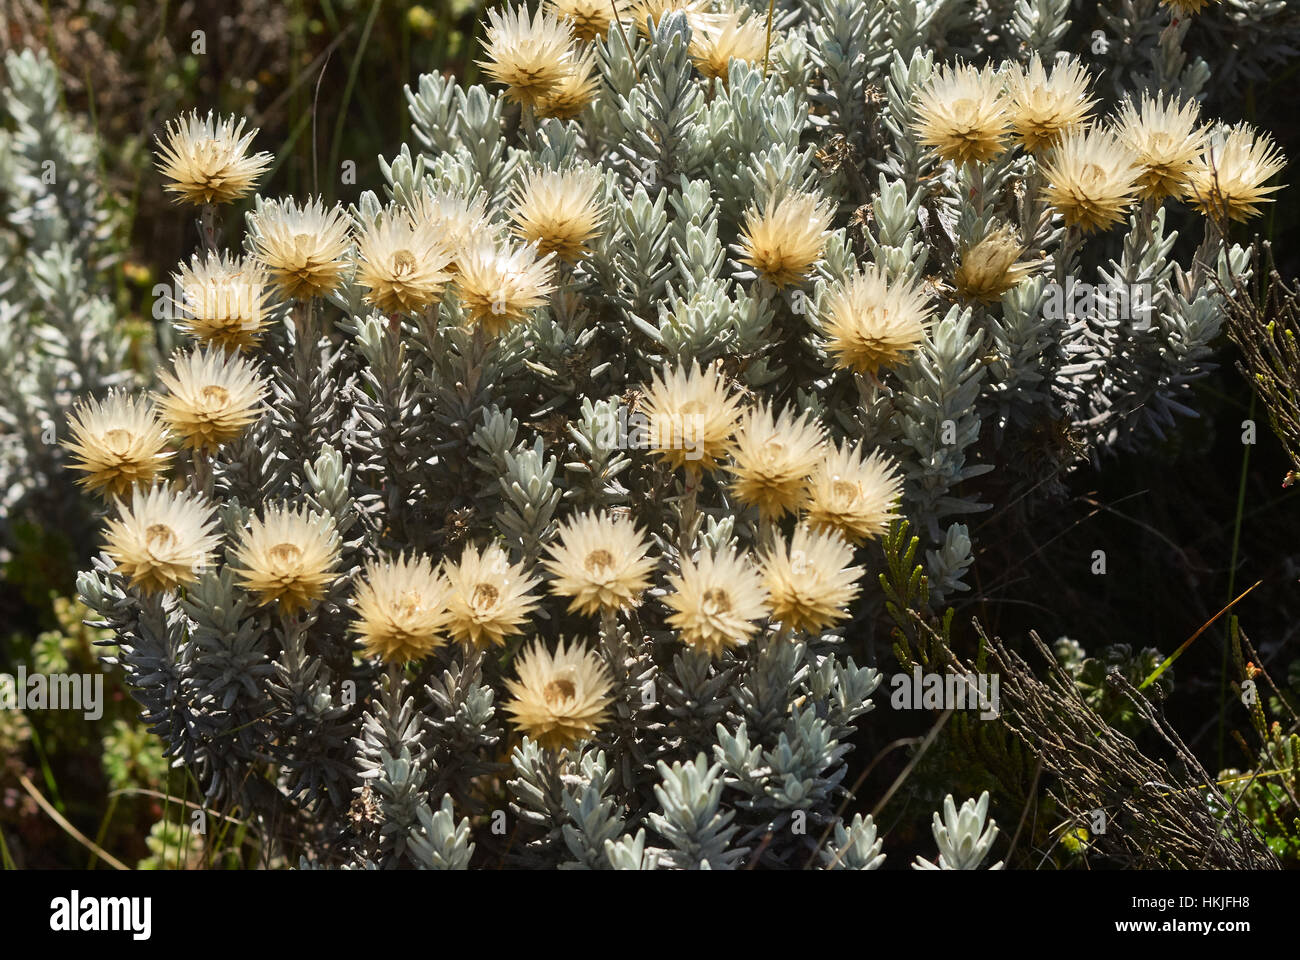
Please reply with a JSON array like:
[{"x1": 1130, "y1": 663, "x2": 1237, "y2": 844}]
[
  {"x1": 486, "y1": 1, "x2": 1282, "y2": 361},
  {"x1": 60, "y1": 29, "x2": 920, "y2": 755},
  {"x1": 60, "y1": 0, "x2": 1287, "y2": 774},
  {"x1": 487, "y1": 0, "x2": 776, "y2": 106},
  {"x1": 916, "y1": 53, "x2": 1285, "y2": 231}
]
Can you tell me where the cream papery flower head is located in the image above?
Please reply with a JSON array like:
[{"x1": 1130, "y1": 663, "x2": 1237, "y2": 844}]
[
  {"x1": 546, "y1": 0, "x2": 628, "y2": 44},
  {"x1": 726, "y1": 401, "x2": 827, "y2": 522},
  {"x1": 664, "y1": 545, "x2": 770, "y2": 657},
  {"x1": 760, "y1": 525, "x2": 864, "y2": 634},
  {"x1": 804, "y1": 442, "x2": 903, "y2": 545},
  {"x1": 542, "y1": 510, "x2": 656, "y2": 615},
  {"x1": 64, "y1": 391, "x2": 173, "y2": 498},
  {"x1": 510, "y1": 166, "x2": 606, "y2": 263},
  {"x1": 352, "y1": 554, "x2": 450, "y2": 663},
  {"x1": 689, "y1": 8, "x2": 768, "y2": 82},
  {"x1": 153, "y1": 110, "x2": 272, "y2": 206},
  {"x1": 639, "y1": 359, "x2": 744, "y2": 474},
  {"x1": 443, "y1": 542, "x2": 541, "y2": 648},
  {"x1": 1004, "y1": 54, "x2": 1095, "y2": 154},
  {"x1": 155, "y1": 346, "x2": 267, "y2": 453},
  {"x1": 408, "y1": 190, "x2": 492, "y2": 271},
  {"x1": 478, "y1": 4, "x2": 575, "y2": 108},
  {"x1": 912, "y1": 61, "x2": 1009, "y2": 166},
  {"x1": 1186, "y1": 122, "x2": 1288, "y2": 223},
  {"x1": 1039, "y1": 125, "x2": 1141, "y2": 234},
  {"x1": 1116, "y1": 93, "x2": 1207, "y2": 203},
  {"x1": 536, "y1": 46, "x2": 602, "y2": 119},
  {"x1": 102, "y1": 485, "x2": 221, "y2": 594},
  {"x1": 628, "y1": 0, "x2": 721, "y2": 37},
  {"x1": 173, "y1": 252, "x2": 272, "y2": 350},
  {"x1": 953, "y1": 224, "x2": 1034, "y2": 304},
  {"x1": 354, "y1": 210, "x2": 454, "y2": 316},
  {"x1": 232, "y1": 503, "x2": 340, "y2": 615},
  {"x1": 454, "y1": 237, "x2": 557, "y2": 336},
  {"x1": 249, "y1": 196, "x2": 353, "y2": 300},
  {"x1": 504, "y1": 638, "x2": 615, "y2": 751},
  {"x1": 819, "y1": 264, "x2": 932, "y2": 376},
  {"x1": 738, "y1": 191, "x2": 834, "y2": 288}
]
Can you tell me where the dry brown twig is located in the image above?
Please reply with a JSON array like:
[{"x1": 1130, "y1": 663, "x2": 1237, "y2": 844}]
[{"x1": 936, "y1": 619, "x2": 1279, "y2": 869}]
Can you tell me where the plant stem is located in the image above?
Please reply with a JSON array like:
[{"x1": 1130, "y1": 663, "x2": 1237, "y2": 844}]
[
  {"x1": 191, "y1": 446, "x2": 212, "y2": 499},
  {"x1": 678, "y1": 473, "x2": 699, "y2": 558},
  {"x1": 1218, "y1": 391, "x2": 1255, "y2": 772},
  {"x1": 200, "y1": 203, "x2": 218, "y2": 254}
]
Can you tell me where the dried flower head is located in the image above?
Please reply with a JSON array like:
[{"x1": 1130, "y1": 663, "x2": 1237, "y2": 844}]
[
  {"x1": 1160, "y1": 0, "x2": 1216, "y2": 13},
  {"x1": 102, "y1": 485, "x2": 220, "y2": 594},
  {"x1": 443, "y1": 542, "x2": 541, "y2": 648},
  {"x1": 63, "y1": 391, "x2": 173, "y2": 498},
  {"x1": 628, "y1": 0, "x2": 719, "y2": 36},
  {"x1": 249, "y1": 197, "x2": 352, "y2": 300},
  {"x1": 953, "y1": 224, "x2": 1034, "y2": 304},
  {"x1": 354, "y1": 210, "x2": 454, "y2": 315},
  {"x1": 546, "y1": 0, "x2": 627, "y2": 44},
  {"x1": 1039, "y1": 126, "x2": 1141, "y2": 233},
  {"x1": 912, "y1": 62, "x2": 1009, "y2": 166},
  {"x1": 760, "y1": 525, "x2": 863, "y2": 634},
  {"x1": 640, "y1": 359, "x2": 744, "y2": 474},
  {"x1": 479, "y1": 4, "x2": 575, "y2": 108},
  {"x1": 1116, "y1": 93, "x2": 1207, "y2": 203},
  {"x1": 738, "y1": 191, "x2": 833, "y2": 288},
  {"x1": 727, "y1": 402, "x2": 826, "y2": 522},
  {"x1": 154, "y1": 110, "x2": 271, "y2": 205},
  {"x1": 1186, "y1": 122, "x2": 1287, "y2": 223},
  {"x1": 454, "y1": 237, "x2": 557, "y2": 336},
  {"x1": 689, "y1": 8, "x2": 767, "y2": 82},
  {"x1": 408, "y1": 190, "x2": 492, "y2": 272},
  {"x1": 352, "y1": 554, "x2": 450, "y2": 663},
  {"x1": 510, "y1": 166, "x2": 605, "y2": 262},
  {"x1": 542, "y1": 511, "x2": 656, "y2": 615},
  {"x1": 819, "y1": 264, "x2": 932, "y2": 375},
  {"x1": 155, "y1": 346, "x2": 267, "y2": 453},
  {"x1": 504, "y1": 639, "x2": 615, "y2": 751},
  {"x1": 173, "y1": 252, "x2": 272, "y2": 350},
  {"x1": 536, "y1": 46, "x2": 602, "y2": 119},
  {"x1": 232, "y1": 503, "x2": 341, "y2": 614},
  {"x1": 804, "y1": 442, "x2": 903, "y2": 545},
  {"x1": 1004, "y1": 54, "x2": 1094, "y2": 154},
  {"x1": 664, "y1": 545, "x2": 769, "y2": 657}
]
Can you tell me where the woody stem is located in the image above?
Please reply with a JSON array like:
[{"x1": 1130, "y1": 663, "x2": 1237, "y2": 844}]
[{"x1": 678, "y1": 473, "x2": 699, "y2": 558}]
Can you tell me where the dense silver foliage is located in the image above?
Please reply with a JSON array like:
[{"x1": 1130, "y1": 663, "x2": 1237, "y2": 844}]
[{"x1": 1, "y1": 1, "x2": 1287, "y2": 869}]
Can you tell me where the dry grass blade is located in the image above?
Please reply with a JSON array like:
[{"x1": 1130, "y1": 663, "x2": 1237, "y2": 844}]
[{"x1": 18, "y1": 773, "x2": 130, "y2": 871}]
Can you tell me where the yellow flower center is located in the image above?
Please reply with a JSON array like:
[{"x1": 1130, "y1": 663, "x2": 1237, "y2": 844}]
[
  {"x1": 103, "y1": 428, "x2": 135, "y2": 455},
  {"x1": 1080, "y1": 163, "x2": 1106, "y2": 188},
  {"x1": 584, "y1": 549, "x2": 615, "y2": 574},
  {"x1": 950, "y1": 98, "x2": 979, "y2": 127},
  {"x1": 199, "y1": 384, "x2": 231, "y2": 410},
  {"x1": 145, "y1": 523, "x2": 178, "y2": 554},
  {"x1": 398, "y1": 589, "x2": 425, "y2": 617},
  {"x1": 543, "y1": 677, "x2": 577, "y2": 706},
  {"x1": 701, "y1": 587, "x2": 732, "y2": 615},
  {"x1": 193, "y1": 140, "x2": 224, "y2": 174},
  {"x1": 292, "y1": 233, "x2": 317, "y2": 260},
  {"x1": 268, "y1": 542, "x2": 304, "y2": 571},
  {"x1": 391, "y1": 249, "x2": 417, "y2": 276},
  {"x1": 472, "y1": 582, "x2": 500, "y2": 609},
  {"x1": 831, "y1": 476, "x2": 860, "y2": 505}
]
